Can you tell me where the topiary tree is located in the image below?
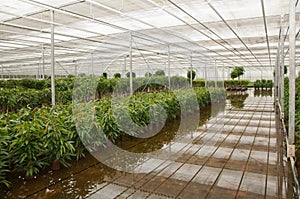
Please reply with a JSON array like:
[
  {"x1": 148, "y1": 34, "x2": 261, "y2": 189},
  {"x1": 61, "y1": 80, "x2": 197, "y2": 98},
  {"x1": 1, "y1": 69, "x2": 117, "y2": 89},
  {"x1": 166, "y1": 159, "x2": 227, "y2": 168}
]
[
  {"x1": 230, "y1": 66, "x2": 244, "y2": 80},
  {"x1": 145, "y1": 72, "x2": 152, "y2": 77},
  {"x1": 102, "y1": 72, "x2": 108, "y2": 79},
  {"x1": 126, "y1": 72, "x2": 136, "y2": 78},
  {"x1": 155, "y1": 70, "x2": 165, "y2": 76},
  {"x1": 187, "y1": 70, "x2": 196, "y2": 80},
  {"x1": 114, "y1": 73, "x2": 121, "y2": 78}
]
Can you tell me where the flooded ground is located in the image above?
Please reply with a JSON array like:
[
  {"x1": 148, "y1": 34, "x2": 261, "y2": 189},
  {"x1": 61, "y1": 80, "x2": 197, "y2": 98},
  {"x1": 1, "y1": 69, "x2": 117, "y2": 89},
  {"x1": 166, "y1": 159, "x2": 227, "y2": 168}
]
[
  {"x1": 1, "y1": 88, "x2": 278, "y2": 198},
  {"x1": 1, "y1": 100, "x2": 226, "y2": 199}
]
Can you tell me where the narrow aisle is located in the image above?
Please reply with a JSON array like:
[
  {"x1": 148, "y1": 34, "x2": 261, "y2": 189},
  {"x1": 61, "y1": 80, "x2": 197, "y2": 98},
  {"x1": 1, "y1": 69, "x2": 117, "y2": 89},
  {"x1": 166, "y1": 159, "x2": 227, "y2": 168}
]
[{"x1": 88, "y1": 95, "x2": 285, "y2": 199}]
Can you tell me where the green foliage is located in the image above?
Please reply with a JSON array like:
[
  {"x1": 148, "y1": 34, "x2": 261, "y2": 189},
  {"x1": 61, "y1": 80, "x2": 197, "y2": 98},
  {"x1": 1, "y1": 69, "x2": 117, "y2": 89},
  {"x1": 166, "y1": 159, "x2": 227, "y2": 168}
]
[
  {"x1": 187, "y1": 70, "x2": 196, "y2": 80},
  {"x1": 114, "y1": 73, "x2": 121, "y2": 78},
  {"x1": 145, "y1": 72, "x2": 152, "y2": 77},
  {"x1": 0, "y1": 85, "x2": 226, "y2": 186},
  {"x1": 126, "y1": 72, "x2": 136, "y2": 78},
  {"x1": 224, "y1": 80, "x2": 249, "y2": 88},
  {"x1": 192, "y1": 79, "x2": 205, "y2": 87},
  {"x1": 254, "y1": 79, "x2": 273, "y2": 90},
  {"x1": 102, "y1": 73, "x2": 108, "y2": 79},
  {"x1": 230, "y1": 66, "x2": 245, "y2": 80},
  {"x1": 284, "y1": 77, "x2": 300, "y2": 149},
  {"x1": 155, "y1": 70, "x2": 165, "y2": 76}
]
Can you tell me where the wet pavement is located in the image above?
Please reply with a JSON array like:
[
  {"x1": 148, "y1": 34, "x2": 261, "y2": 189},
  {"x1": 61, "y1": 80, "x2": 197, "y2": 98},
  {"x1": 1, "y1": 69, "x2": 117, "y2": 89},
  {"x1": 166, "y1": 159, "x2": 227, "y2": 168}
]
[
  {"x1": 2, "y1": 90, "x2": 286, "y2": 199},
  {"x1": 88, "y1": 94, "x2": 286, "y2": 199}
]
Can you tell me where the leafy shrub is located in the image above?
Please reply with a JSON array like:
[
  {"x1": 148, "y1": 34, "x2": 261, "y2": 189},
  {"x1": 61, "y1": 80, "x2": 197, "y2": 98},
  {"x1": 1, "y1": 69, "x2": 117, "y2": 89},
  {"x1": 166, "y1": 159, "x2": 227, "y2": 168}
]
[
  {"x1": 187, "y1": 70, "x2": 196, "y2": 80},
  {"x1": 114, "y1": 73, "x2": 121, "y2": 78},
  {"x1": 155, "y1": 70, "x2": 165, "y2": 76}
]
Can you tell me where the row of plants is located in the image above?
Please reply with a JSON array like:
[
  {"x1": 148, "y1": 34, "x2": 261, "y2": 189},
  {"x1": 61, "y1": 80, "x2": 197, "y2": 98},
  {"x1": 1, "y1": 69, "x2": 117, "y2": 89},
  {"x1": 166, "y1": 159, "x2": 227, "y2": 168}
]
[
  {"x1": 254, "y1": 79, "x2": 274, "y2": 90},
  {"x1": 0, "y1": 88, "x2": 72, "y2": 113},
  {"x1": 0, "y1": 87, "x2": 226, "y2": 187},
  {"x1": 0, "y1": 78, "x2": 74, "y2": 91},
  {"x1": 0, "y1": 76, "x2": 229, "y2": 113}
]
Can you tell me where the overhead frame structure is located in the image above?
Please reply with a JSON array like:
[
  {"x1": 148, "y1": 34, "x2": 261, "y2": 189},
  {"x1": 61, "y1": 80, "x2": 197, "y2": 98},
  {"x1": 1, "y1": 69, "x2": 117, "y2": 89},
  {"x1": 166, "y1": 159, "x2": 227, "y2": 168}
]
[{"x1": 0, "y1": 0, "x2": 299, "y2": 79}]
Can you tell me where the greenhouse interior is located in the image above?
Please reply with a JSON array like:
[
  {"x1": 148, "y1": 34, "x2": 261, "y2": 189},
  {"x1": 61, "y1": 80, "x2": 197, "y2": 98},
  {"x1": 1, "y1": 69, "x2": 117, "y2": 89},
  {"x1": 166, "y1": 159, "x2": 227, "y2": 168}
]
[{"x1": 0, "y1": 0, "x2": 300, "y2": 198}]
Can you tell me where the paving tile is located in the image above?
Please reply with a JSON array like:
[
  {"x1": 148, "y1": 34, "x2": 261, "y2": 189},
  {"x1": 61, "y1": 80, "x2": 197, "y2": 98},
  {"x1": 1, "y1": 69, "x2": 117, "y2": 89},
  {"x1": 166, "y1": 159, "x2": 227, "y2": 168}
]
[
  {"x1": 206, "y1": 186, "x2": 237, "y2": 199},
  {"x1": 206, "y1": 157, "x2": 228, "y2": 168},
  {"x1": 244, "y1": 126, "x2": 258, "y2": 134},
  {"x1": 171, "y1": 163, "x2": 201, "y2": 182},
  {"x1": 254, "y1": 136, "x2": 269, "y2": 146},
  {"x1": 178, "y1": 182, "x2": 210, "y2": 199},
  {"x1": 224, "y1": 134, "x2": 240, "y2": 143},
  {"x1": 240, "y1": 172, "x2": 266, "y2": 195},
  {"x1": 266, "y1": 175, "x2": 278, "y2": 197},
  {"x1": 249, "y1": 150, "x2": 268, "y2": 164},
  {"x1": 230, "y1": 149, "x2": 250, "y2": 161},
  {"x1": 89, "y1": 184, "x2": 127, "y2": 199},
  {"x1": 217, "y1": 169, "x2": 243, "y2": 190},
  {"x1": 268, "y1": 152, "x2": 277, "y2": 165},
  {"x1": 192, "y1": 166, "x2": 222, "y2": 185},
  {"x1": 157, "y1": 162, "x2": 182, "y2": 178},
  {"x1": 154, "y1": 178, "x2": 187, "y2": 197},
  {"x1": 196, "y1": 145, "x2": 217, "y2": 158},
  {"x1": 213, "y1": 147, "x2": 233, "y2": 159},
  {"x1": 134, "y1": 158, "x2": 165, "y2": 173},
  {"x1": 238, "y1": 135, "x2": 255, "y2": 145}
]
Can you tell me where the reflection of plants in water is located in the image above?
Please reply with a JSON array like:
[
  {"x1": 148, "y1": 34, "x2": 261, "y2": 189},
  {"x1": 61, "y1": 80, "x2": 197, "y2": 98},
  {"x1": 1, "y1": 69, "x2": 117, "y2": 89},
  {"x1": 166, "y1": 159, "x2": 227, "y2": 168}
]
[
  {"x1": 254, "y1": 89, "x2": 273, "y2": 97},
  {"x1": 227, "y1": 94, "x2": 249, "y2": 109},
  {"x1": 116, "y1": 101, "x2": 226, "y2": 154}
]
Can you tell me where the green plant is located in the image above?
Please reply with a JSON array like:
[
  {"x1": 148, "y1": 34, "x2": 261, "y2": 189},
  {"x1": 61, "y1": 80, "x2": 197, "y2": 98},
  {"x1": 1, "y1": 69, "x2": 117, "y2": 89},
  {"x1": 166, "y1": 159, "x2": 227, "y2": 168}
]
[
  {"x1": 114, "y1": 73, "x2": 121, "y2": 78},
  {"x1": 230, "y1": 66, "x2": 245, "y2": 80},
  {"x1": 145, "y1": 72, "x2": 152, "y2": 77},
  {"x1": 155, "y1": 70, "x2": 165, "y2": 76},
  {"x1": 0, "y1": 118, "x2": 10, "y2": 187},
  {"x1": 102, "y1": 73, "x2": 108, "y2": 79},
  {"x1": 187, "y1": 70, "x2": 196, "y2": 80},
  {"x1": 41, "y1": 106, "x2": 76, "y2": 169},
  {"x1": 126, "y1": 72, "x2": 136, "y2": 78},
  {"x1": 9, "y1": 108, "x2": 48, "y2": 178}
]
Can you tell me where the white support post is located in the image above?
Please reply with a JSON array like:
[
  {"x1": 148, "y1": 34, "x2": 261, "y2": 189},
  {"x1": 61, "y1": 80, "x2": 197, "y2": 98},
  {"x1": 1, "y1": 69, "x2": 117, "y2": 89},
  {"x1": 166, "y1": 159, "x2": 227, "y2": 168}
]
[
  {"x1": 280, "y1": 15, "x2": 285, "y2": 111},
  {"x1": 74, "y1": 60, "x2": 78, "y2": 77},
  {"x1": 289, "y1": 0, "x2": 296, "y2": 146},
  {"x1": 51, "y1": 10, "x2": 55, "y2": 105},
  {"x1": 124, "y1": 56, "x2": 126, "y2": 78},
  {"x1": 190, "y1": 53, "x2": 193, "y2": 88},
  {"x1": 275, "y1": 37, "x2": 280, "y2": 101},
  {"x1": 1, "y1": 65, "x2": 3, "y2": 79},
  {"x1": 205, "y1": 64, "x2": 207, "y2": 87},
  {"x1": 42, "y1": 45, "x2": 45, "y2": 79},
  {"x1": 214, "y1": 60, "x2": 217, "y2": 88},
  {"x1": 168, "y1": 45, "x2": 171, "y2": 89},
  {"x1": 91, "y1": 52, "x2": 94, "y2": 76},
  {"x1": 129, "y1": 32, "x2": 133, "y2": 96}
]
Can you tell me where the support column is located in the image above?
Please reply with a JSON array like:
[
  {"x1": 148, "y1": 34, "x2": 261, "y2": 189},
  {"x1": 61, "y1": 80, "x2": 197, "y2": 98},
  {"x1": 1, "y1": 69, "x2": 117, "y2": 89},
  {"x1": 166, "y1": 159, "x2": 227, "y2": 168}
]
[
  {"x1": 74, "y1": 60, "x2": 78, "y2": 77},
  {"x1": 42, "y1": 45, "x2": 45, "y2": 79},
  {"x1": 289, "y1": 0, "x2": 296, "y2": 145},
  {"x1": 168, "y1": 45, "x2": 171, "y2": 89},
  {"x1": 190, "y1": 53, "x2": 193, "y2": 88},
  {"x1": 124, "y1": 56, "x2": 126, "y2": 78},
  {"x1": 275, "y1": 35, "x2": 280, "y2": 101},
  {"x1": 204, "y1": 64, "x2": 207, "y2": 87},
  {"x1": 280, "y1": 15, "x2": 285, "y2": 111},
  {"x1": 51, "y1": 10, "x2": 55, "y2": 105},
  {"x1": 129, "y1": 32, "x2": 133, "y2": 96},
  {"x1": 214, "y1": 60, "x2": 217, "y2": 88},
  {"x1": 1, "y1": 65, "x2": 3, "y2": 79},
  {"x1": 91, "y1": 52, "x2": 94, "y2": 76}
]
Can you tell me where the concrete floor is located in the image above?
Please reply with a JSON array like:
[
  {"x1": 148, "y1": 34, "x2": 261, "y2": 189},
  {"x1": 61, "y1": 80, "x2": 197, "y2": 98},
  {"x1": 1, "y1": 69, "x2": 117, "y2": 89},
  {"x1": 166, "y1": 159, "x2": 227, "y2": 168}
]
[{"x1": 88, "y1": 95, "x2": 286, "y2": 199}]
